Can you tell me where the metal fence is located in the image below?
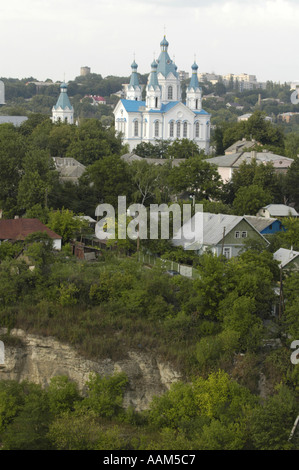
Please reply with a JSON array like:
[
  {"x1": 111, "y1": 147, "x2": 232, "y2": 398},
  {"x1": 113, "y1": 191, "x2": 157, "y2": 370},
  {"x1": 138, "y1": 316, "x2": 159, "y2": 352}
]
[{"x1": 137, "y1": 253, "x2": 200, "y2": 279}]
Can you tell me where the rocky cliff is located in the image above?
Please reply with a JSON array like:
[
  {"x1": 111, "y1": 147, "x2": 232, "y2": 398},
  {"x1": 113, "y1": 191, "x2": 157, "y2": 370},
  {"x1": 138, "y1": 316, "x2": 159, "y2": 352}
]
[{"x1": 0, "y1": 328, "x2": 182, "y2": 411}]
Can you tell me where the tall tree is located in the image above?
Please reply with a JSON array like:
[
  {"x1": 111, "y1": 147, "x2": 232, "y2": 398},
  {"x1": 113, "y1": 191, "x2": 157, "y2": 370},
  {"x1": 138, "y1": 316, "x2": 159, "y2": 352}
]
[
  {"x1": 0, "y1": 124, "x2": 28, "y2": 217},
  {"x1": 87, "y1": 154, "x2": 134, "y2": 206},
  {"x1": 17, "y1": 149, "x2": 59, "y2": 212},
  {"x1": 168, "y1": 156, "x2": 222, "y2": 200}
]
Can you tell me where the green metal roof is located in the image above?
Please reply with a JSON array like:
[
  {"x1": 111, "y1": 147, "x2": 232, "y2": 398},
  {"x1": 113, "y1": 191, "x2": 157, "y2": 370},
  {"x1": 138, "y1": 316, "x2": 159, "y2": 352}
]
[
  {"x1": 54, "y1": 84, "x2": 73, "y2": 111},
  {"x1": 187, "y1": 62, "x2": 201, "y2": 90},
  {"x1": 156, "y1": 36, "x2": 178, "y2": 78},
  {"x1": 129, "y1": 60, "x2": 141, "y2": 88},
  {"x1": 147, "y1": 61, "x2": 160, "y2": 88}
]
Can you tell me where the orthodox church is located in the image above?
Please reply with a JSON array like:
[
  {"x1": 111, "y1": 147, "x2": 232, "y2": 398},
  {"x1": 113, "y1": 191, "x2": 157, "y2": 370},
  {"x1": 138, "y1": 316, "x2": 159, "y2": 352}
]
[
  {"x1": 52, "y1": 82, "x2": 74, "y2": 124},
  {"x1": 113, "y1": 36, "x2": 211, "y2": 153}
]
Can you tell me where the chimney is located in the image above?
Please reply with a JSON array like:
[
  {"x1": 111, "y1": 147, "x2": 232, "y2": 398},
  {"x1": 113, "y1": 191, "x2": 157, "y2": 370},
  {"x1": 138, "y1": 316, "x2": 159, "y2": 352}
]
[{"x1": 251, "y1": 150, "x2": 257, "y2": 160}]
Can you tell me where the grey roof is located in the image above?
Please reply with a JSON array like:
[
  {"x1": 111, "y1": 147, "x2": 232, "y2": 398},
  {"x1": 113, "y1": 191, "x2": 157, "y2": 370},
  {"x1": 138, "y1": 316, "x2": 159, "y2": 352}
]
[
  {"x1": 121, "y1": 153, "x2": 143, "y2": 163},
  {"x1": 206, "y1": 153, "x2": 242, "y2": 168},
  {"x1": 0, "y1": 116, "x2": 28, "y2": 126},
  {"x1": 273, "y1": 248, "x2": 299, "y2": 268},
  {"x1": 52, "y1": 157, "x2": 86, "y2": 181},
  {"x1": 172, "y1": 212, "x2": 267, "y2": 249},
  {"x1": 244, "y1": 215, "x2": 278, "y2": 232},
  {"x1": 261, "y1": 204, "x2": 299, "y2": 217},
  {"x1": 121, "y1": 153, "x2": 185, "y2": 167},
  {"x1": 225, "y1": 139, "x2": 256, "y2": 154},
  {"x1": 206, "y1": 151, "x2": 293, "y2": 169}
]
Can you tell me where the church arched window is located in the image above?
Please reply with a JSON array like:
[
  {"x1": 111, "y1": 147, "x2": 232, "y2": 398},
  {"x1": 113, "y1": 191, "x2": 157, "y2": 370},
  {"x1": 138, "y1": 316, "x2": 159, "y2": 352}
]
[
  {"x1": 134, "y1": 120, "x2": 139, "y2": 137},
  {"x1": 195, "y1": 122, "x2": 200, "y2": 138},
  {"x1": 169, "y1": 121, "x2": 174, "y2": 138},
  {"x1": 183, "y1": 121, "x2": 188, "y2": 138},
  {"x1": 177, "y1": 121, "x2": 181, "y2": 138},
  {"x1": 154, "y1": 120, "x2": 159, "y2": 137},
  {"x1": 168, "y1": 86, "x2": 173, "y2": 100}
]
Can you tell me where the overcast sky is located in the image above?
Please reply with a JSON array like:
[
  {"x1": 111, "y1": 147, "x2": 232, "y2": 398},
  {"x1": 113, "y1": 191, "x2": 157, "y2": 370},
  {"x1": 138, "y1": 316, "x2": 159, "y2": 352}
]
[{"x1": 1, "y1": 0, "x2": 298, "y2": 83}]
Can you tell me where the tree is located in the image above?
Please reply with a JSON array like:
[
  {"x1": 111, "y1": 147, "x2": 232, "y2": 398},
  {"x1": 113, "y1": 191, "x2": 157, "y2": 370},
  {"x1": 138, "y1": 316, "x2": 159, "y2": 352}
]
[
  {"x1": 168, "y1": 156, "x2": 222, "y2": 200},
  {"x1": 219, "y1": 110, "x2": 285, "y2": 155},
  {"x1": 130, "y1": 159, "x2": 160, "y2": 205},
  {"x1": 250, "y1": 385, "x2": 297, "y2": 450},
  {"x1": 285, "y1": 157, "x2": 299, "y2": 206},
  {"x1": 166, "y1": 139, "x2": 201, "y2": 159},
  {"x1": 192, "y1": 253, "x2": 229, "y2": 320},
  {"x1": 232, "y1": 184, "x2": 272, "y2": 215},
  {"x1": 17, "y1": 149, "x2": 59, "y2": 211},
  {"x1": 229, "y1": 159, "x2": 284, "y2": 204},
  {"x1": 47, "y1": 412, "x2": 102, "y2": 450},
  {"x1": 222, "y1": 295, "x2": 263, "y2": 351},
  {"x1": 48, "y1": 122, "x2": 75, "y2": 157},
  {"x1": 47, "y1": 376, "x2": 81, "y2": 416},
  {"x1": 0, "y1": 124, "x2": 28, "y2": 216},
  {"x1": 246, "y1": 111, "x2": 284, "y2": 150},
  {"x1": 80, "y1": 372, "x2": 128, "y2": 418},
  {"x1": 213, "y1": 126, "x2": 225, "y2": 155},
  {"x1": 47, "y1": 208, "x2": 88, "y2": 244},
  {"x1": 285, "y1": 133, "x2": 299, "y2": 159},
  {"x1": 18, "y1": 113, "x2": 50, "y2": 137},
  {"x1": 1, "y1": 382, "x2": 52, "y2": 450},
  {"x1": 0, "y1": 381, "x2": 25, "y2": 434},
  {"x1": 23, "y1": 231, "x2": 55, "y2": 275},
  {"x1": 87, "y1": 154, "x2": 134, "y2": 206},
  {"x1": 65, "y1": 119, "x2": 124, "y2": 165},
  {"x1": 134, "y1": 140, "x2": 170, "y2": 159}
]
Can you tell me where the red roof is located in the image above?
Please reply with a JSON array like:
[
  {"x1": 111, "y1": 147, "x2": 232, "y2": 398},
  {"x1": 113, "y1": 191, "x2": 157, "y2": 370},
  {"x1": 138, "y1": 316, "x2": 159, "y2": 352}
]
[{"x1": 0, "y1": 218, "x2": 62, "y2": 241}]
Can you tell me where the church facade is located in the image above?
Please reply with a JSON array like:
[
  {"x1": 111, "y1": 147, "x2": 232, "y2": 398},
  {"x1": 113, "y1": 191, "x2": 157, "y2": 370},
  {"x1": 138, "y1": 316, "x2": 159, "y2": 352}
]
[{"x1": 113, "y1": 36, "x2": 211, "y2": 153}]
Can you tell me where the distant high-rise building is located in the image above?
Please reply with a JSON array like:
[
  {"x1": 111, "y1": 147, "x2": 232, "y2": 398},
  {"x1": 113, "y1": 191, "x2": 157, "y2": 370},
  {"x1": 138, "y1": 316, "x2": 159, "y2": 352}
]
[
  {"x1": 80, "y1": 66, "x2": 91, "y2": 76},
  {"x1": 178, "y1": 70, "x2": 189, "y2": 81}
]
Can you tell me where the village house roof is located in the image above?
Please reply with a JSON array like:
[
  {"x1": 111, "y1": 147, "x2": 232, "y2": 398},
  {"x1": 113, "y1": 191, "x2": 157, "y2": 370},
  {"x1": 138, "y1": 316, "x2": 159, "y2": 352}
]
[
  {"x1": 273, "y1": 247, "x2": 299, "y2": 268},
  {"x1": 0, "y1": 218, "x2": 62, "y2": 241},
  {"x1": 244, "y1": 215, "x2": 278, "y2": 232},
  {"x1": 259, "y1": 204, "x2": 299, "y2": 217},
  {"x1": 121, "y1": 153, "x2": 185, "y2": 167},
  {"x1": 206, "y1": 151, "x2": 293, "y2": 170},
  {"x1": 172, "y1": 212, "x2": 268, "y2": 250}
]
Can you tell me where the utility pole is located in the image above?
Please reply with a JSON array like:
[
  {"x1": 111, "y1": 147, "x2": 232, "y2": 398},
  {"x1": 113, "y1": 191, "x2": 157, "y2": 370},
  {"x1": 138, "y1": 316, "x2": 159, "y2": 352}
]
[
  {"x1": 221, "y1": 227, "x2": 226, "y2": 257},
  {"x1": 279, "y1": 267, "x2": 284, "y2": 320}
]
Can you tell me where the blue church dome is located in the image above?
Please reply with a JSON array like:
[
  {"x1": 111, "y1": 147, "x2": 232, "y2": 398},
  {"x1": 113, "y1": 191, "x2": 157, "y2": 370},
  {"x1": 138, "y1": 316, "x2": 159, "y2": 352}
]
[{"x1": 160, "y1": 36, "x2": 169, "y2": 49}]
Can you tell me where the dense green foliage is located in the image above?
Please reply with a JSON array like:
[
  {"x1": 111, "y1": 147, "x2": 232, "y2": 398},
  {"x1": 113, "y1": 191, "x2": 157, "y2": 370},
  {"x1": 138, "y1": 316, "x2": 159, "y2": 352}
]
[
  {"x1": 0, "y1": 245, "x2": 298, "y2": 450},
  {"x1": 1, "y1": 78, "x2": 299, "y2": 450}
]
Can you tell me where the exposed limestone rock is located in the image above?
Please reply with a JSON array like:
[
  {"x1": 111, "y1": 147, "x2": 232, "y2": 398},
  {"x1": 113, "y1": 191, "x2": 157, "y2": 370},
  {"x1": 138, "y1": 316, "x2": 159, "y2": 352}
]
[{"x1": 0, "y1": 328, "x2": 182, "y2": 411}]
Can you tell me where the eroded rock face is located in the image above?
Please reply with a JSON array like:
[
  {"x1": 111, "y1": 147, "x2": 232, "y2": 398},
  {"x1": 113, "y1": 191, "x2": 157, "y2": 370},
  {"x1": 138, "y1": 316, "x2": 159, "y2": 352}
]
[{"x1": 0, "y1": 328, "x2": 182, "y2": 411}]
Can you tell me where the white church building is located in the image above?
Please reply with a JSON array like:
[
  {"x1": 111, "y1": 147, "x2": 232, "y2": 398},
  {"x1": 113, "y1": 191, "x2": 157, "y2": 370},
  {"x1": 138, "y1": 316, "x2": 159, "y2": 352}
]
[
  {"x1": 52, "y1": 82, "x2": 74, "y2": 124},
  {"x1": 113, "y1": 36, "x2": 211, "y2": 153}
]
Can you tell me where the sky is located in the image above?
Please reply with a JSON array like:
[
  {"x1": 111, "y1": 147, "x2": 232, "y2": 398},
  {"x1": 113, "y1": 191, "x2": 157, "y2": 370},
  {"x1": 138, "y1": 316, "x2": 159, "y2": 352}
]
[{"x1": 1, "y1": 0, "x2": 299, "y2": 84}]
